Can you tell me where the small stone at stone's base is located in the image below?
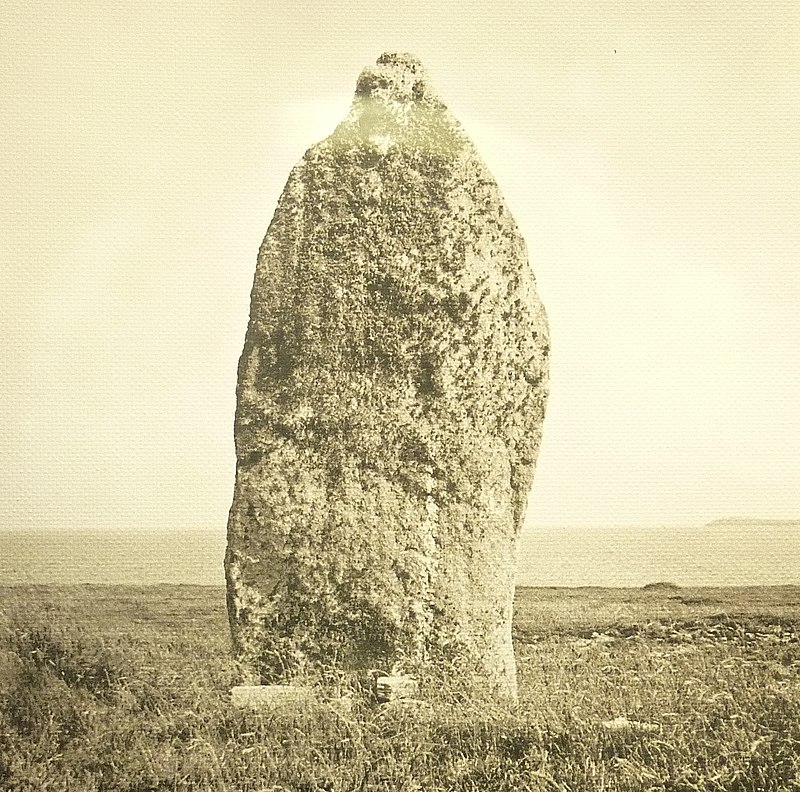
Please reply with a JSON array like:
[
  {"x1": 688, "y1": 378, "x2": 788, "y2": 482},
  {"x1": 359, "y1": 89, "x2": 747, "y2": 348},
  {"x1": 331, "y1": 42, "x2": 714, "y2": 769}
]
[
  {"x1": 375, "y1": 675, "x2": 418, "y2": 703},
  {"x1": 230, "y1": 685, "x2": 315, "y2": 710}
]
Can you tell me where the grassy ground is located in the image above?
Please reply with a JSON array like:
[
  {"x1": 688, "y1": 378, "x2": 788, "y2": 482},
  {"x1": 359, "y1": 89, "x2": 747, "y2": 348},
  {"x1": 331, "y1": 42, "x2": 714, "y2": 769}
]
[{"x1": 1, "y1": 584, "x2": 799, "y2": 791}]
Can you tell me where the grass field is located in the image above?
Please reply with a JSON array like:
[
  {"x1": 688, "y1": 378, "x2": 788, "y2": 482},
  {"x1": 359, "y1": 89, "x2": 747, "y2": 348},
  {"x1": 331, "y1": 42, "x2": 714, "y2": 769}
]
[{"x1": 1, "y1": 584, "x2": 799, "y2": 791}]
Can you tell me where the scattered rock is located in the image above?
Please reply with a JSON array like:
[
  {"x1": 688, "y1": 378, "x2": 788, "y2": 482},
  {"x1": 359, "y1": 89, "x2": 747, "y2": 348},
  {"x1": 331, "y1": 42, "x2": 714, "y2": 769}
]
[
  {"x1": 571, "y1": 631, "x2": 617, "y2": 648},
  {"x1": 601, "y1": 716, "x2": 660, "y2": 734}
]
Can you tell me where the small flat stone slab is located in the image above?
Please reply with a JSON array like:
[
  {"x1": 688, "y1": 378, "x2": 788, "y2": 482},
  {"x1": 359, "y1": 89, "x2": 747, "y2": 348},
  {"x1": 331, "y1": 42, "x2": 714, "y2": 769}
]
[
  {"x1": 230, "y1": 685, "x2": 315, "y2": 710},
  {"x1": 601, "y1": 716, "x2": 661, "y2": 734},
  {"x1": 376, "y1": 674, "x2": 418, "y2": 703}
]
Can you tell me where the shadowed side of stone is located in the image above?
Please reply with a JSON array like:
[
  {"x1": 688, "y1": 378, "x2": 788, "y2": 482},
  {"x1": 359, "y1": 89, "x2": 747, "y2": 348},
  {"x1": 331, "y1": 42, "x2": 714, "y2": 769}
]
[{"x1": 225, "y1": 52, "x2": 549, "y2": 701}]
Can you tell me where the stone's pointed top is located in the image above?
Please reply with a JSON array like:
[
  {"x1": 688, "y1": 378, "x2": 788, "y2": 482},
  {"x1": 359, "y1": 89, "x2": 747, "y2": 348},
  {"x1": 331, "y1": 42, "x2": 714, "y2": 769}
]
[
  {"x1": 355, "y1": 52, "x2": 435, "y2": 104},
  {"x1": 376, "y1": 51, "x2": 424, "y2": 70}
]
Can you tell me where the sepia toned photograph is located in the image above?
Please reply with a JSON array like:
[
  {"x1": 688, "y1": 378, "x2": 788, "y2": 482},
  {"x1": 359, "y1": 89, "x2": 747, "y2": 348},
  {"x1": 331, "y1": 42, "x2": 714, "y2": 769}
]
[{"x1": 2, "y1": 2, "x2": 799, "y2": 789}]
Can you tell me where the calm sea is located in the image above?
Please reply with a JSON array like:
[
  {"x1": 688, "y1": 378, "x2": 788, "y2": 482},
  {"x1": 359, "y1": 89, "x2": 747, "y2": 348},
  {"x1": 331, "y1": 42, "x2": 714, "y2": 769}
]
[{"x1": 1, "y1": 522, "x2": 798, "y2": 588}]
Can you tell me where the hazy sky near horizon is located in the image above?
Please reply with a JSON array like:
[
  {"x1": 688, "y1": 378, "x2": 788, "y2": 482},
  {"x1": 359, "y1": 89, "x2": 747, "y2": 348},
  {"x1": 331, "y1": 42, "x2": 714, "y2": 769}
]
[{"x1": 2, "y1": 1, "x2": 799, "y2": 534}]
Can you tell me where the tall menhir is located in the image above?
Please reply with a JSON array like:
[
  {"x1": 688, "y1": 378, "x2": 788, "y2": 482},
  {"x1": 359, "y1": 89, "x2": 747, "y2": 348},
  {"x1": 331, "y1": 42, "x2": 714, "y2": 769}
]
[{"x1": 225, "y1": 52, "x2": 549, "y2": 700}]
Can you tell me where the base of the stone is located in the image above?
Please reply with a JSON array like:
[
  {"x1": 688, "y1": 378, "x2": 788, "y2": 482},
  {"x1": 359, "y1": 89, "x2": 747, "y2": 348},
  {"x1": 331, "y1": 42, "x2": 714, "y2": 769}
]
[{"x1": 230, "y1": 685, "x2": 315, "y2": 710}]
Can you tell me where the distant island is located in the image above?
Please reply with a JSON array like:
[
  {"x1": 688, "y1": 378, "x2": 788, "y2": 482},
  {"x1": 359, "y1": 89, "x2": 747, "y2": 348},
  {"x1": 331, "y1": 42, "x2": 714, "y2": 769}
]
[{"x1": 704, "y1": 517, "x2": 800, "y2": 528}]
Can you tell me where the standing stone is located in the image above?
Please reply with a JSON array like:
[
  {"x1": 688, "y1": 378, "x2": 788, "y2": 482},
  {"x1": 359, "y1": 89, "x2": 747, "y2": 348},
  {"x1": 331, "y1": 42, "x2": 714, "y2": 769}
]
[{"x1": 225, "y1": 52, "x2": 549, "y2": 701}]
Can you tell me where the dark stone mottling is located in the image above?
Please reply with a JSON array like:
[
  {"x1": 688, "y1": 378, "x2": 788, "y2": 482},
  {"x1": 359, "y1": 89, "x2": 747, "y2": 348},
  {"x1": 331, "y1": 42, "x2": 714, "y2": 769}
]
[{"x1": 225, "y1": 52, "x2": 549, "y2": 700}]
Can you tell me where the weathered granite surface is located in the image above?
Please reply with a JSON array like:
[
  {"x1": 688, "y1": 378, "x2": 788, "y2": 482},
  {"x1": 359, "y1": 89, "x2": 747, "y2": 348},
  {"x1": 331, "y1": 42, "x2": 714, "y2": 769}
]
[{"x1": 225, "y1": 52, "x2": 549, "y2": 700}]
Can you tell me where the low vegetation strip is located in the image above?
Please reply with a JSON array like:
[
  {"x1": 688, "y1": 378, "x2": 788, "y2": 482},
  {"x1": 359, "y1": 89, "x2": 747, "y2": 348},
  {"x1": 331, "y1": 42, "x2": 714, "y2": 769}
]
[{"x1": 1, "y1": 585, "x2": 798, "y2": 791}]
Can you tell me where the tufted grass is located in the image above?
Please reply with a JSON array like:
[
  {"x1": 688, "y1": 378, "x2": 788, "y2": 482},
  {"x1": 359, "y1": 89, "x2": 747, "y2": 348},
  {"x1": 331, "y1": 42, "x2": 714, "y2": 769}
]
[{"x1": 1, "y1": 584, "x2": 799, "y2": 791}]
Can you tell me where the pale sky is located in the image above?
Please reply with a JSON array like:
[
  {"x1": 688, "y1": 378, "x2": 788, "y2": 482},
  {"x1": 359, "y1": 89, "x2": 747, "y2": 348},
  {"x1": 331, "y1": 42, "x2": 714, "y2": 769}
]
[{"x1": 2, "y1": 1, "x2": 799, "y2": 535}]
